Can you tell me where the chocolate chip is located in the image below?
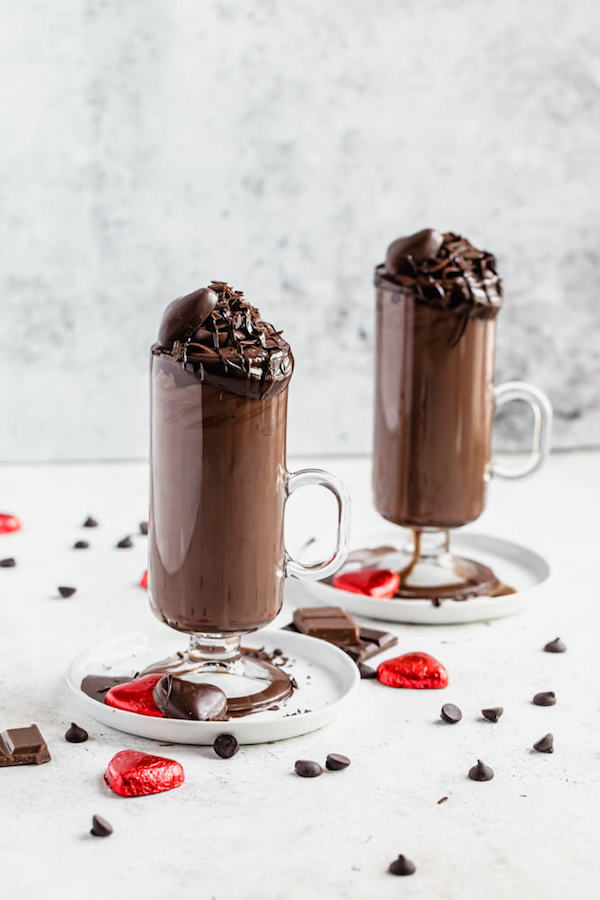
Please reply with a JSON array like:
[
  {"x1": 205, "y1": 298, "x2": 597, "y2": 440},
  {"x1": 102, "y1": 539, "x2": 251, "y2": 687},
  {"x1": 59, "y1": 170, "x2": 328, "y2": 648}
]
[
  {"x1": 544, "y1": 637, "x2": 566, "y2": 653},
  {"x1": 325, "y1": 753, "x2": 351, "y2": 771},
  {"x1": 116, "y1": 536, "x2": 133, "y2": 549},
  {"x1": 468, "y1": 759, "x2": 494, "y2": 781},
  {"x1": 0, "y1": 557, "x2": 16, "y2": 567},
  {"x1": 90, "y1": 814, "x2": 113, "y2": 837},
  {"x1": 58, "y1": 586, "x2": 77, "y2": 598},
  {"x1": 533, "y1": 691, "x2": 556, "y2": 707},
  {"x1": 65, "y1": 722, "x2": 89, "y2": 743},
  {"x1": 358, "y1": 662, "x2": 377, "y2": 679},
  {"x1": 213, "y1": 734, "x2": 239, "y2": 759},
  {"x1": 83, "y1": 516, "x2": 98, "y2": 528},
  {"x1": 441, "y1": 703, "x2": 462, "y2": 723},
  {"x1": 481, "y1": 707, "x2": 504, "y2": 722},
  {"x1": 533, "y1": 733, "x2": 554, "y2": 753},
  {"x1": 73, "y1": 540, "x2": 89, "y2": 549},
  {"x1": 388, "y1": 855, "x2": 416, "y2": 876},
  {"x1": 139, "y1": 521, "x2": 148, "y2": 535},
  {"x1": 294, "y1": 760, "x2": 322, "y2": 778}
]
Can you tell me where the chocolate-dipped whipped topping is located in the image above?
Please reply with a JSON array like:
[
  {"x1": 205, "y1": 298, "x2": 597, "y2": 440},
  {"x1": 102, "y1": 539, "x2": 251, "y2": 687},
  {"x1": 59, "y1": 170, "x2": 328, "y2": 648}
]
[
  {"x1": 378, "y1": 229, "x2": 502, "y2": 318},
  {"x1": 154, "y1": 281, "x2": 293, "y2": 400}
]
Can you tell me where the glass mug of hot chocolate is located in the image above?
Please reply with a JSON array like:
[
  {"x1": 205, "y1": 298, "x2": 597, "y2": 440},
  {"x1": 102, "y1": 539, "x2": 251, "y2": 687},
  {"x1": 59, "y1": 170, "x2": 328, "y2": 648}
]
[
  {"x1": 146, "y1": 282, "x2": 350, "y2": 714},
  {"x1": 371, "y1": 230, "x2": 552, "y2": 600}
]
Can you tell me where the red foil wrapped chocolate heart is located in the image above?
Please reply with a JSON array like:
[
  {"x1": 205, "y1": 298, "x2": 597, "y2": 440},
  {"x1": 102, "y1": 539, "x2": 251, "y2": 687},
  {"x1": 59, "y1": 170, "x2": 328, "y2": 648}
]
[
  {"x1": 104, "y1": 750, "x2": 184, "y2": 797},
  {"x1": 332, "y1": 568, "x2": 400, "y2": 599},
  {"x1": 139, "y1": 570, "x2": 148, "y2": 589},
  {"x1": 0, "y1": 513, "x2": 21, "y2": 535},
  {"x1": 377, "y1": 652, "x2": 448, "y2": 689},
  {"x1": 104, "y1": 674, "x2": 164, "y2": 717}
]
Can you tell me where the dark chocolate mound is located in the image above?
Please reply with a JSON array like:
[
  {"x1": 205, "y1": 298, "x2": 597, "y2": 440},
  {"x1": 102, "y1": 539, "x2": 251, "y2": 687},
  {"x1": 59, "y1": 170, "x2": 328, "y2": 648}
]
[
  {"x1": 376, "y1": 230, "x2": 502, "y2": 319},
  {"x1": 155, "y1": 281, "x2": 293, "y2": 400}
]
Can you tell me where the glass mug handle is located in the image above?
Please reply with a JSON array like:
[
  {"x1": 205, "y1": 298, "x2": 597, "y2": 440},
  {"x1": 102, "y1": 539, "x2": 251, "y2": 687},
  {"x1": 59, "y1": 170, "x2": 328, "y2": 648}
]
[
  {"x1": 492, "y1": 381, "x2": 553, "y2": 479},
  {"x1": 285, "y1": 468, "x2": 351, "y2": 581}
]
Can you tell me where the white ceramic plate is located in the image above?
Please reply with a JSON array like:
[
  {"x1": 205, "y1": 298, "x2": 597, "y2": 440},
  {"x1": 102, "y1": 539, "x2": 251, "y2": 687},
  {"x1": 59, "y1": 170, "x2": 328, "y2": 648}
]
[
  {"x1": 66, "y1": 627, "x2": 359, "y2": 745},
  {"x1": 295, "y1": 531, "x2": 551, "y2": 625}
]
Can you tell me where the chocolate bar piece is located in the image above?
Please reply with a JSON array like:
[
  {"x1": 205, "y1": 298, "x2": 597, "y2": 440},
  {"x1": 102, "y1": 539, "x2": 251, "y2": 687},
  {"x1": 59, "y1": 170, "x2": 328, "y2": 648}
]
[
  {"x1": 293, "y1": 606, "x2": 359, "y2": 645},
  {"x1": 341, "y1": 626, "x2": 398, "y2": 663},
  {"x1": 0, "y1": 724, "x2": 51, "y2": 767},
  {"x1": 284, "y1": 616, "x2": 397, "y2": 663}
]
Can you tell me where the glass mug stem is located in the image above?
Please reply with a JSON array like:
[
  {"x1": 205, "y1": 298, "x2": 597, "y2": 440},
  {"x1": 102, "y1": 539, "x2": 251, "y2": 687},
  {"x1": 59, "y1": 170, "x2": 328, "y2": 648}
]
[{"x1": 492, "y1": 381, "x2": 553, "y2": 479}]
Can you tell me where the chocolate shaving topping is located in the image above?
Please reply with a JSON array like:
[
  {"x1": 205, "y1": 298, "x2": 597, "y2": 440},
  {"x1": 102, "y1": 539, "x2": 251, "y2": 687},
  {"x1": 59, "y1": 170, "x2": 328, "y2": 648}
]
[
  {"x1": 376, "y1": 231, "x2": 502, "y2": 321},
  {"x1": 154, "y1": 281, "x2": 293, "y2": 400}
]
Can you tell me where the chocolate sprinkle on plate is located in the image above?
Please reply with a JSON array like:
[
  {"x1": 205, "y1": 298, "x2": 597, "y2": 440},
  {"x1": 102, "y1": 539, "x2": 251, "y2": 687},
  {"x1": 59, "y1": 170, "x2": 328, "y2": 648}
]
[
  {"x1": 468, "y1": 759, "x2": 494, "y2": 781},
  {"x1": 116, "y1": 536, "x2": 133, "y2": 549},
  {"x1": 294, "y1": 760, "x2": 323, "y2": 778},
  {"x1": 533, "y1": 733, "x2": 554, "y2": 753},
  {"x1": 65, "y1": 722, "x2": 88, "y2": 743},
  {"x1": 481, "y1": 707, "x2": 504, "y2": 722},
  {"x1": 325, "y1": 753, "x2": 351, "y2": 771},
  {"x1": 73, "y1": 540, "x2": 89, "y2": 549},
  {"x1": 139, "y1": 521, "x2": 148, "y2": 535},
  {"x1": 388, "y1": 855, "x2": 416, "y2": 876},
  {"x1": 441, "y1": 703, "x2": 462, "y2": 724},
  {"x1": 90, "y1": 815, "x2": 113, "y2": 837},
  {"x1": 544, "y1": 637, "x2": 566, "y2": 653},
  {"x1": 0, "y1": 557, "x2": 16, "y2": 567},
  {"x1": 213, "y1": 734, "x2": 239, "y2": 759},
  {"x1": 83, "y1": 516, "x2": 98, "y2": 528},
  {"x1": 533, "y1": 691, "x2": 556, "y2": 707},
  {"x1": 58, "y1": 586, "x2": 77, "y2": 598}
]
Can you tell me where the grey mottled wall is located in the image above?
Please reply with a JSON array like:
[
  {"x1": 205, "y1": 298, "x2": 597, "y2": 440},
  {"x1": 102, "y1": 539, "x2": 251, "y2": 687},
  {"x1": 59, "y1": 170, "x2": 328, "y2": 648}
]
[{"x1": 1, "y1": 0, "x2": 599, "y2": 460}]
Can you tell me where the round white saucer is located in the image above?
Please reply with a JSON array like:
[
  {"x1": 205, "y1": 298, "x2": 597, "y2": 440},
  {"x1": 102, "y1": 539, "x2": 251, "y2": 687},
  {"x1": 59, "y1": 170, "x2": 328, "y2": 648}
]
[
  {"x1": 295, "y1": 531, "x2": 550, "y2": 625},
  {"x1": 66, "y1": 627, "x2": 358, "y2": 745}
]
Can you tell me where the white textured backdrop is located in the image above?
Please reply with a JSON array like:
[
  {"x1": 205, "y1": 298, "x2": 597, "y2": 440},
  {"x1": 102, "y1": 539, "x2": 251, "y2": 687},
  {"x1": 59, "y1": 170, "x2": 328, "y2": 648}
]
[{"x1": 2, "y1": 0, "x2": 599, "y2": 460}]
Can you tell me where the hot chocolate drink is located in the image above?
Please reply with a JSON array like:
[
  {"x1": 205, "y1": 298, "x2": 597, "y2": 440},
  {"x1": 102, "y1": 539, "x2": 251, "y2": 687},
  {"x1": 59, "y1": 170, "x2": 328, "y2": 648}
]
[
  {"x1": 373, "y1": 230, "x2": 502, "y2": 529},
  {"x1": 149, "y1": 282, "x2": 293, "y2": 635}
]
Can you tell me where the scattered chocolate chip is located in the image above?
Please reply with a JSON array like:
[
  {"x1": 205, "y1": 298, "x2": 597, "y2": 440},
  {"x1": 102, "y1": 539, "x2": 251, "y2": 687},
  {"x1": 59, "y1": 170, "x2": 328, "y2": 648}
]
[
  {"x1": 388, "y1": 855, "x2": 416, "y2": 876},
  {"x1": 358, "y1": 662, "x2": 377, "y2": 679},
  {"x1": 437, "y1": 796, "x2": 449, "y2": 805},
  {"x1": 116, "y1": 536, "x2": 133, "y2": 549},
  {"x1": 73, "y1": 540, "x2": 89, "y2": 549},
  {"x1": 58, "y1": 586, "x2": 77, "y2": 598},
  {"x1": 65, "y1": 722, "x2": 88, "y2": 743},
  {"x1": 90, "y1": 814, "x2": 113, "y2": 837},
  {"x1": 441, "y1": 703, "x2": 462, "y2": 724},
  {"x1": 468, "y1": 759, "x2": 494, "y2": 781},
  {"x1": 482, "y1": 707, "x2": 503, "y2": 722},
  {"x1": 0, "y1": 557, "x2": 16, "y2": 567},
  {"x1": 544, "y1": 637, "x2": 566, "y2": 653},
  {"x1": 326, "y1": 753, "x2": 351, "y2": 771},
  {"x1": 83, "y1": 516, "x2": 98, "y2": 528},
  {"x1": 533, "y1": 691, "x2": 556, "y2": 707},
  {"x1": 533, "y1": 733, "x2": 554, "y2": 753},
  {"x1": 213, "y1": 734, "x2": 239, "y2": 759},
  {"x1": 294, "y1": 760, "x2": 322, "y2": 778},
  {"x1": 139, "y1": 521, "x2": 148, "y2": 535}
]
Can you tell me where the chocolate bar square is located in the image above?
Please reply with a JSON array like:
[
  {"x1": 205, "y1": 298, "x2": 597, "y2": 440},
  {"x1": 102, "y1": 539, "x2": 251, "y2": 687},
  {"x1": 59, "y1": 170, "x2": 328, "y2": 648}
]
[
  {"x1": 0, "y1": 724, "x2": 51, "y2": 766},
  {"x1": 293, "y1": 606, "x2": 359, "y2": 645}
]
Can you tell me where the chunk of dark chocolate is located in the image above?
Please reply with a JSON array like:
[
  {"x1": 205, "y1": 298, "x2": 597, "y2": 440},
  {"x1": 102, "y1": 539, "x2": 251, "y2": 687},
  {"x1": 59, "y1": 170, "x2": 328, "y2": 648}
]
[
  {"x1": 0, "y1": 724, "x2": 51, "y2": 766},
  {"x1": 294, "y1": 759, "x2": 323, "y2": 778},
  {"x1": 83, "y1": 516, "x2": 98, "y2": 528},
  {"x1": 213, "y1": 734, "x2": 239, "y2": 759},
  {"x1": 293, "y1": 607, "x2": 359, "y2": 645},
  {"x1": 90, "y1": 815, "x2": 113, "y2": 837},
  {"x1": 325, "y1": 753, "x2": 351, "y2": 770},
  {"x1": 58, "y1": 586, "x2": 77, "y2": 598},
  {"x1": 65, "y1": 722, "x2": 89, "y2": 743},
  {"x1": 0, "y1": 557, "x2": 16, "y2": 567}
]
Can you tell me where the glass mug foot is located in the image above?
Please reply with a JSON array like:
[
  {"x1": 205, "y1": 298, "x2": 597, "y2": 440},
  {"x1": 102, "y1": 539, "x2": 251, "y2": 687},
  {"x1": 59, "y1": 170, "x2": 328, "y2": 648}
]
[
  {"x1": 142, "y1": 633, "x2": 294, "y2": 716},
  {"x1": 338, "y1": 529, "x2": 514, "y2": 601}
]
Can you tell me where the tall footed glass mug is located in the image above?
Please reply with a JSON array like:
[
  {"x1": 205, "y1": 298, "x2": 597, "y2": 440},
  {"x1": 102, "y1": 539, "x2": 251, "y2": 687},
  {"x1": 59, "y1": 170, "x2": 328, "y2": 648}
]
[
  {"x1": 371, "y1": 230, "x2": 552, "y2": 600},
  {"x1": 147, "y1": 282, "x2": 350, "y2": 714}
]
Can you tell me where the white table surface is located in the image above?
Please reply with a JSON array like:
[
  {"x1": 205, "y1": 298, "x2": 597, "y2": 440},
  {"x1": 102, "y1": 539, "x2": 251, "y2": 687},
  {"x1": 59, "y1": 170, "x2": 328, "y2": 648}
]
[{"x1": 0, "y1": 452, "x2": 598, "y2": 900}]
